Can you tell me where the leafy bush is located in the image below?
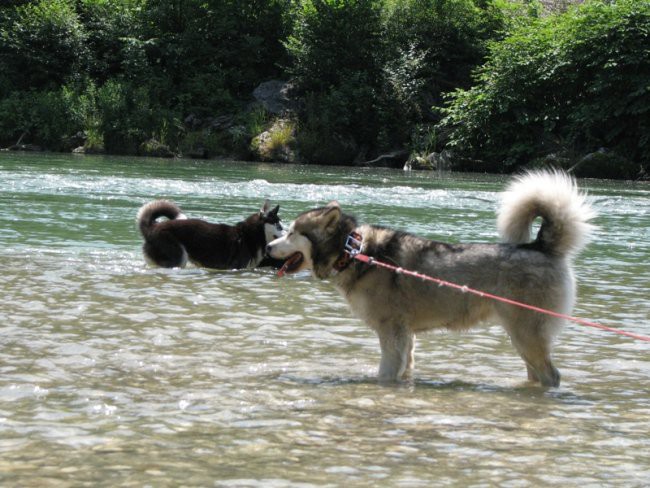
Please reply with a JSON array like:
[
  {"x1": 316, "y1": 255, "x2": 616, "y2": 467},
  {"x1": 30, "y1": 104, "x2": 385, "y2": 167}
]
[
  {"x1": 286, "y1": 0, "x2": 386, "y2": 163},
  {"x1": 380, "y1": 0, "x2": 513, "y2": 153},
  {"x1": 76, "y1": 0, "x2": 145, "y2": 83},
  {"x1": 95, "y1": 80, "x2": 182, "y2": 154},
  {"x1": 0, "y1": 0, "x2": 87, "y2": 89},
  {"x1": 287, "y1": 0, "x2": 513, "y2": 163},
  {"x1": 439, "y1": 0, "x2": 650, "y2": 171},
  {"x1": 0, "y1": 88, "x2": 86, "y2": 149}
]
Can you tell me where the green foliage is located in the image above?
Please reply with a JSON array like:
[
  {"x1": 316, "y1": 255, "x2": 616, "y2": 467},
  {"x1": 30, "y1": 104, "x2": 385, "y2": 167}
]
[
  {"x1": 379, "y1": 0, "x2": 513, "y2": 155},
  {"x1": 76, "y1": 0, "x2": 146, "y2": 83},
  {"x1": 0, "y1": 0, "x2": 87, "y2": 89},
  {"x1": 0, "y1": 87, "x2": 86, "y2": 150},
  {"x1": 439, "y1": 0, "x2": 650, "y2": 170},
  {"x1": 0, "y1": 0, "x2": 644, "y2": 178},
  {"x1": 94, "y1": 79, "x2": 182, "y2": 154},
  {"x1": 251, "y1": 118, "x2": 297, "y2": 161},
  {"x1": 286, "y1": 0, "x2": 511, "y2": 162},
  {"x1": 286, "y1": 0, "x2": 386, "y2": 162},
  {"x1": 139, "y1": 0, "x2": 291, "y2": 115}
]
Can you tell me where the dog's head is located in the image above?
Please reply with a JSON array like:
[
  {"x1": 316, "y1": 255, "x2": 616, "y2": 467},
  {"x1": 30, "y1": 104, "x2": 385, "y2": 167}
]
[
  {"x1": 259, "y1": 200, "x2": 284, "y2": 244},
  {"x1": 266, "y1": 201, "x2": 356, "y2": 278}
]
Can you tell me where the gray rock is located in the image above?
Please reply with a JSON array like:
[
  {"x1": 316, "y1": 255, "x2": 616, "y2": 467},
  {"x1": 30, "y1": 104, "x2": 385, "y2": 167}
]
[
  {"x1": 8, "y1": 143, "x2": 42, "y2": 152},
  {"x1": 253, "y1": 80, "x2": 296, "y2": 115}
]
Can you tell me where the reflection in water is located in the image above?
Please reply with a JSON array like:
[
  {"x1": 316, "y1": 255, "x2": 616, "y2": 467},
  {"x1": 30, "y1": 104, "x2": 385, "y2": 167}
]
[{"x1": 0, "y1": 153, "x2": 649, "y2": 486}]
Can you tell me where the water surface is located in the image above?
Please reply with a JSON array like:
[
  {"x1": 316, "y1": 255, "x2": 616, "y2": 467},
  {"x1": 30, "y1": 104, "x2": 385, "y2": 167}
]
[{"x1": 1, "y1": 153, "x2": 648, "y2": 486}]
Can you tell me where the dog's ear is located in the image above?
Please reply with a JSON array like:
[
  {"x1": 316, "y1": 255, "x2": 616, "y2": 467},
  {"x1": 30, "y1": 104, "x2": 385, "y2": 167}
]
[
  {"x1": 268, "y1": 204, "x2": 280, "y2": 217},
  {"x1": 319, "y1": 201, "x2": 341, "y2": 232},
  {"x1": 260, "y1": 199, "x2": 270, "y2": 214}
]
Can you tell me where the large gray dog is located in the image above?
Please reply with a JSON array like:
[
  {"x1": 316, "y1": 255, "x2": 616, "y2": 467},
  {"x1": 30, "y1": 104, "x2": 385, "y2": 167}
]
[{"x1": 267, "y1": 171, "x2": 595, "y2": 387}]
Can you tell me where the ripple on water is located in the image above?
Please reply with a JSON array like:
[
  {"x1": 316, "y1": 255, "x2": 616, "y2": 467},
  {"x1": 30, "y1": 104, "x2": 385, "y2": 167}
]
[{"x1": 1, "y1": 155, "x2": 649, "y2": 486}]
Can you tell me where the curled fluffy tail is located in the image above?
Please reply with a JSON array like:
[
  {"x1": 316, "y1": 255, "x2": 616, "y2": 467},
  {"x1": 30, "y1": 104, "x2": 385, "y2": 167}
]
[
  {"x1": 497, "y1": 170, "x2": 596, "y2": 257},
  {"x1": 136, "y1": 200, "x2": 185, "y2": 237}
]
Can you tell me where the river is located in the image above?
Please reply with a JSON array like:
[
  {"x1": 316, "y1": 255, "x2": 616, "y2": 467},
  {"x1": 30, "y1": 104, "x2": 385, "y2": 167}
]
[{"x1": 1, "y1": 152, "x2": 648, "y2": 486}]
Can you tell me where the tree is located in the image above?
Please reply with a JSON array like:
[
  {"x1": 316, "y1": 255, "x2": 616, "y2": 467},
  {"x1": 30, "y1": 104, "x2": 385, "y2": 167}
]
[
  {"x1": 439, "y1": 0, "x2": 650, "y2": 171},
  {"x1": 0, "y1": 0, "x2": 87, "y2": 90}
]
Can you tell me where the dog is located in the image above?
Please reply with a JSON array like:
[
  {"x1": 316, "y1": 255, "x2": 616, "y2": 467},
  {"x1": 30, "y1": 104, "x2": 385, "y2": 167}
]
[
  {"x1": 137, "y1": 200, "x2": 285, "y2": 269},
  {"x1": 267, "y1": 171, "x2": 595, "y2": 387}
]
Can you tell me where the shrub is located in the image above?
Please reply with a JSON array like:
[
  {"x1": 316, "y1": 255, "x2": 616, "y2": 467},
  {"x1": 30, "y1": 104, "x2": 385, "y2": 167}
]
[
  {"x1": 286, "y1": 0, "x2": 386, "y2": 163},
  {"x1": 439, "y1": 0, "x2": 650, "y2": 172},
  {"x1": 95, "y1": 80, "x2": 182, "y2": 154},
  {"x1": 0, "y1": 88, "x2": 85, "y2": 149},
  {"x1": 0, "y1": 0, "x2": 87, "y2": 89}
]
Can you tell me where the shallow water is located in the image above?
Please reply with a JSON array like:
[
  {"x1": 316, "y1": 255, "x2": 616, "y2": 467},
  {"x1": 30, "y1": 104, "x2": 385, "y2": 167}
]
[{"x1": 1, "y1": 152, "x2": 648, "y2": 487}]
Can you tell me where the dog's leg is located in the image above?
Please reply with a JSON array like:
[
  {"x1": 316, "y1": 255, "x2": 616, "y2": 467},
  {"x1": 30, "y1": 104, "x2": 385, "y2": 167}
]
[
  {"x1": 503, "y1": 315, "x2": 561, "y2": 387},
  {"x1": 143, "y1": 241, "x2": 187, "y2": 268},
  {"x1": 377, "y1": 326, "x2": 415, "y2": 383},
  {"x1": 402, "y1": 334, "x2": 416, "y2": 381},
  {"x1": 526, "y1": 365, "x2": 540, "y2": 382}
]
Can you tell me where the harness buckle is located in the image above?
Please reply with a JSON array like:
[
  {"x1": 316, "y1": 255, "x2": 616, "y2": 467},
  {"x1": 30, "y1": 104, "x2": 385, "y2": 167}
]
[{"x1": 344, "y1": 232, "x2": 362, "y2": 256}]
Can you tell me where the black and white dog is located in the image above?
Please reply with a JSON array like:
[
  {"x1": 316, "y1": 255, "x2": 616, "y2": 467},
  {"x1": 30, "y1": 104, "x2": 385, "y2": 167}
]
[{"x1": 136, "y1": 200, "x2": 284, "y2": 269}]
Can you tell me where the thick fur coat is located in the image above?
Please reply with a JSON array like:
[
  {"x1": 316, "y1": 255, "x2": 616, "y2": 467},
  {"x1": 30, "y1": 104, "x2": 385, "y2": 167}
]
[
  {"x1": 137, "y1": 200, "x2": 284, "y2": 269},
  {"x1": 267, "y1": 171, "x2": 595, "y2": 387}
]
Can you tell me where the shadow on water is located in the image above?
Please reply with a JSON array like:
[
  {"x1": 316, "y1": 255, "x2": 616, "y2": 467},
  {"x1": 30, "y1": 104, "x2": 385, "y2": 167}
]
[{"x1": 276, "y1": 373, "x2": 597, "y2": 405}]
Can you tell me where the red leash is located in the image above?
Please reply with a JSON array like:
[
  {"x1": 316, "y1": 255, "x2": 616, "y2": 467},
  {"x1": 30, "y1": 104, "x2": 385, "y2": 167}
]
[{"x1": 351, "y1": 252, "x2": 650, "y2": 343}]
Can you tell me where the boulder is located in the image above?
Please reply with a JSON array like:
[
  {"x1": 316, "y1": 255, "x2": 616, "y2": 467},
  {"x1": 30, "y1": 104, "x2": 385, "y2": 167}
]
[
  {"x1": 209, "y1": 115, "x2": 234, "y2": 131},
  {"x1": 403, "y1": 150, "x2": 452, "y2": 171},
  {"x1": 253, "y1": 80, "x2": 296, "y2": 115},
  {"x1": 61, "y1": 131, "x2": 87, "y2": 152},
  {"x1": 572, "y1": 150, "x2": 640, "y2": 180},
  {"x1": 251, "y1": 119, "x2": 299, "y2": 163},
  {"x1": 8, "y1": 143, "x2": 42, "y2": 152},
  {"x1": 73, "y1": 144, "x2": 105, "y2": 155},
  {"x1": 139, "y1": 138, "x2": 175, "y2": 158}
]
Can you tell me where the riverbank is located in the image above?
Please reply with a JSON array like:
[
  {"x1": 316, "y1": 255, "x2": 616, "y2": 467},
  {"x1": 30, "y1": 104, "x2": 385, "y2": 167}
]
[{"x1": 3, "y1": 140, "x2": 647, "y2": 181}]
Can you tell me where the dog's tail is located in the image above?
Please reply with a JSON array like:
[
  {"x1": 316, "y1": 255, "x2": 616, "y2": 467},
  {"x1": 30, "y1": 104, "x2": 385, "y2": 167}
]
[
  {"x1": 497, "y1": 170, "x2": 596, "y2": 257},
  {"x1": 136, "y1": 200, "x2": 186, "y2": 237}
]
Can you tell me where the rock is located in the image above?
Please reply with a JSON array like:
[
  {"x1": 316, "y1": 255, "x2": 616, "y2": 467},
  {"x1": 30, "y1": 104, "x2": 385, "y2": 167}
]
[
  {"x1": 428, "y1": 150, "x2": 453, "y2": 170},
  {"x1": 571, "y1": 150, "x2": 639, "y2": 180},
  {"x1": 253, "y1": 80, "x2": 296, "y2": 115},
  {"x1": 73, "y1": 144, "x2": 105, "y2": 155},
  {"x1": 184, "y1": 113, "x2": 201, "y2": 130},
  {"x1": 404, "y1": 150, "x2": 452, "y2": 171},
  {"x1": 404, "y1": 155, "x2": 430, "y2": 171},
  {"x1": 8, "y1": 143, "x2": 42, "y2": 151},
  {"x1": 251, "y1": 119, "x2": 299, "y2": 163},
  {"x1": 187, "y1": 144, "x2": 209, "y2": 159},
  {"x1": 139, "y1": 138, "x2": 175, "y2": 158},
  {"x1": 209, "y1": 115, "x2": 234, "y2": 131},
  {"x1": 61, "y1": 131, "x2": 87, "y2": 152}
]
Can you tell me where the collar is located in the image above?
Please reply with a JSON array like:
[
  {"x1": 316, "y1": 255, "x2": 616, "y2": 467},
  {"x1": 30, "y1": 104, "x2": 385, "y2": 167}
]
[{"x1": 333, "y1": 231, "x2": 363, "y2": 272}]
